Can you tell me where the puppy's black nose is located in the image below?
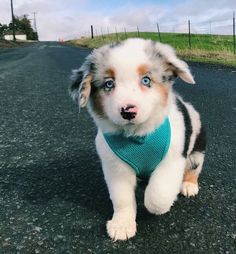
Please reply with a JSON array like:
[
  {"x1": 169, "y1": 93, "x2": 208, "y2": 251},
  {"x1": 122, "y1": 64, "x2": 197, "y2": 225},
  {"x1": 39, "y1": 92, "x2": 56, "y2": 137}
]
[{"x1": 120, "y1": 105, "x2": 137, "y2": 120}]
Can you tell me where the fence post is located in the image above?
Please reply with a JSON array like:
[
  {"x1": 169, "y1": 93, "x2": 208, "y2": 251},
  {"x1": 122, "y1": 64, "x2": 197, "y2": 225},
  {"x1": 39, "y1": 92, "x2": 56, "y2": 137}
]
[
  {"x1": 91, "y1": 25, "x2": 94, "y2": 39},
  {"x1": 124, "y1": 27, "x2": 127, "y2": 39},
  {"x1": 156, "y1": 23, "x2": 161, "y2": 42},
  {"x1": 233, "y1": 11, "x2": 236, "y2": 54},
  {"x1": 115, "y1": 27, "x2": 118, "y2": 41},
  {"x1": 137, "y1": 26, "x2": 140, "y2": 37},
  {"x1": 188, "y1": 20, "x2": 191, "y2": 49},
  {"x1": 101, "y1": 28, "x2": 104, "y2": 40}
]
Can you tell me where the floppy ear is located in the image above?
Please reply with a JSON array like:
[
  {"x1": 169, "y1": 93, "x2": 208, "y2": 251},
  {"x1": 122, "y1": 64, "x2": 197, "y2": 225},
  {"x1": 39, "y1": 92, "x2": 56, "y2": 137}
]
[
  {"x1": 69, "y1": 60, "x2": 93, "y2": 109},
  {"x1": 156, "y1": 42, "x2": 195, "y2": 84}
]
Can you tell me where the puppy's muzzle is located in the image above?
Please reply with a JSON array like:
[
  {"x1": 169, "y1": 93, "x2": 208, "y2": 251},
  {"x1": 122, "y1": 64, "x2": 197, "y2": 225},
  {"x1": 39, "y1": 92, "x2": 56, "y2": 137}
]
[{"x1": 120, "y1": 105, "x2": 137, "y2": 120}]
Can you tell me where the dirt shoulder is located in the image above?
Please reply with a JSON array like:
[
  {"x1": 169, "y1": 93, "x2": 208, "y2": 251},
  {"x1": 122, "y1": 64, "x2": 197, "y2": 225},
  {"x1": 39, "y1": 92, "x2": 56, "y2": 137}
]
[{"x1": 0, "y1": 39, "x2": 32, "y2": 49}]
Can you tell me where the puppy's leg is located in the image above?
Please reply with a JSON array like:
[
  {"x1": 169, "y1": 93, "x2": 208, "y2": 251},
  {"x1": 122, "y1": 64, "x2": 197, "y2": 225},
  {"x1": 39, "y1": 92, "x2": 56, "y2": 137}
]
[
  {"x1": 181, "y1": 151, "x2": 205, "y2": 197},
  {"x1": 96, "y1": 132, "x2": 137, "y2": 241},
  {"x1": 144, "y1": 157, "x2": 185, "y2": 215},
  {"x1": 104, "y1": 165, "x2": 137, "y2": 241}
]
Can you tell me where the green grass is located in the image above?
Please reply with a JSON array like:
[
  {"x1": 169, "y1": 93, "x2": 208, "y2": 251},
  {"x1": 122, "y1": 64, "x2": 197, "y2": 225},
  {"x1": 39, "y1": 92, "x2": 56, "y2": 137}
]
[{"x1": 67, "y1": 32, "x2": 236, "y2": 67}]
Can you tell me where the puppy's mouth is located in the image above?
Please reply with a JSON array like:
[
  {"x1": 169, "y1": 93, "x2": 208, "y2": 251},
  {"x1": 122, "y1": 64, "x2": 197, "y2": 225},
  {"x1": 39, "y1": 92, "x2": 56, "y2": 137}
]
[
  {"x1": 109, "y1": 117, "x2": 138, "y2": 128},
  {"x1": 124, "y1": 121, "x2": 136, "y2": 126},
  {"x1": 117, "y1": 115, "x2": 146, "y2": 127}
]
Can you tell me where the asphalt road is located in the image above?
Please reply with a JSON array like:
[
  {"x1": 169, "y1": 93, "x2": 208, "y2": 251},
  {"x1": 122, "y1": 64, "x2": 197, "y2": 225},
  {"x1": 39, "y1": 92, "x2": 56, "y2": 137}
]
[{"x1": 0, "y1": 42, "x2": 235, "y2": 254}]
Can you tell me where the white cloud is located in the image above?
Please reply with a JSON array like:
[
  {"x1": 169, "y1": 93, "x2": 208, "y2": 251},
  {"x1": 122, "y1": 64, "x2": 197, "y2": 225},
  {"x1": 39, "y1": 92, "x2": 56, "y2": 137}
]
[{"x1": 0, "y1": 0, "x2": 235, "y2": 40}]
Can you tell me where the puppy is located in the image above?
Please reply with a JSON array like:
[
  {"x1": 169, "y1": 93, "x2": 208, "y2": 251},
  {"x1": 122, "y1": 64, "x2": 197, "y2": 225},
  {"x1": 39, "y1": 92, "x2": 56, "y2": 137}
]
[{"x1": 69, "y1": 38, "x2": 206, "y2": 241}]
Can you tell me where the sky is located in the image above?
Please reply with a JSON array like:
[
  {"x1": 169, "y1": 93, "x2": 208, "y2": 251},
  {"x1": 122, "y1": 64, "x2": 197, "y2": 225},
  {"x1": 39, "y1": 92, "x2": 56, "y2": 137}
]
[{"x1": 0, "y1": 0, "x2": 235, "y2": 41}]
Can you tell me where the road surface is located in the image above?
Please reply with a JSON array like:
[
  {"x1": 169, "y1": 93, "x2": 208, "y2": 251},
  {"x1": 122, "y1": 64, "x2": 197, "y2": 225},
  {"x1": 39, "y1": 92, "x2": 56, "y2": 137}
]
[{"x1": 0, "y1": 42, "x2": 235, "y2": 253}]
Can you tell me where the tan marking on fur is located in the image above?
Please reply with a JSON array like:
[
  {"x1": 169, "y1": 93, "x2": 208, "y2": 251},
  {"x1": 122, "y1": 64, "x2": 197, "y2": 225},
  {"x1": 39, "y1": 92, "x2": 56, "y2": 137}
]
[
  {"x1": 163, "y1": 62, "x2": 178, "y2": 79},
  {"x1": 90, "y1": 88, "x2": 106, "y2": 118},
  {"x1": 138, "y1": 64, "x2": 169, "y2": 105},
  {"x1": 164, "y1": 62, "x2": 176, "y2": 72},
  {"x1": 105, "y1": 68, "x2": 116, "y2": 78},
  {"x1": 183, "y1": 169, "x2": 198, "y2": 185},
  {"x1": 158, "y1": 84, "x2": 169, "y2": 106},
  {"x1": 137, "y1": 64, "x2": 150, "y2": 76},
  {"x1": 80, "y1": 75, "x2": 92, "y2": 107},
  {"x1": 152, "y1": 79, "x2": 169, "y2": 106}
]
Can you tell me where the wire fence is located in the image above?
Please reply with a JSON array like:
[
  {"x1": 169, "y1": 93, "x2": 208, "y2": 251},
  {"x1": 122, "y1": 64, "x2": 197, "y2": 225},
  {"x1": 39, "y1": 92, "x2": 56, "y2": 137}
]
[{"x1": 78, "y1": 14, "x2": 236, "y2": 54}]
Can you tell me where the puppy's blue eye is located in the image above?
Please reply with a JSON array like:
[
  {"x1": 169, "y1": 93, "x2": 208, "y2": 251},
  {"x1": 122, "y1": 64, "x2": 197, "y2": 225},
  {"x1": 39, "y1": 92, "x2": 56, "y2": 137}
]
[
  {"x1": 141, "y1": 76, "x2": 151, "y2": 87},
  {"x1": 104, "y1": 79, "x2": 115, "y2": 91}
]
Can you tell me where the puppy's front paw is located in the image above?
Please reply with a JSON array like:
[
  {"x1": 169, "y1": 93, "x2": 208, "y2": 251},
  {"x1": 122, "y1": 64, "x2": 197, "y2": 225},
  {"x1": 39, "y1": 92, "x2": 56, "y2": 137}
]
[
  {"x1": 106, "y1": 218, "x2": 136, "y2": 241},
  {"x1": 181, "y1": 181, "x2": 199, "y2": 197},
  {"x1": 144, "y1": 187, "x2": 174, "y2": 215},
  {"x1": 144, "y1": 197, "x2": 172, "y2": 215}
]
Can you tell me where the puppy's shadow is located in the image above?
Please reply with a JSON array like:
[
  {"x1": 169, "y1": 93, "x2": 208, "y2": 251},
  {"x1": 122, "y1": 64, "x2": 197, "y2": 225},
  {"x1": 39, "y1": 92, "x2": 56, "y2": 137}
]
[
  {"x1": 11, "y1": 152, "x2": 113, "y2": 218},
  {"x1": 10, "y1": 152, "x2": 152, "y2": 220}
]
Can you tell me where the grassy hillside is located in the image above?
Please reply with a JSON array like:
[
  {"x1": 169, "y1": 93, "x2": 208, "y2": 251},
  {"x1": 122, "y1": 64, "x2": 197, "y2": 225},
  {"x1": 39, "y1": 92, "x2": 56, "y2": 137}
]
[{"x1": 67, "y1": 32, "x2": 236, "y2": 67}]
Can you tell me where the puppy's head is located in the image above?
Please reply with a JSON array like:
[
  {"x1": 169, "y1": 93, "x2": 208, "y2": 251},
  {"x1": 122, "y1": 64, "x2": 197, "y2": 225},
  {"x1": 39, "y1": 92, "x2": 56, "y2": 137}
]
[{"x1": 70, "y1": 39, "x2": 194, "y2": 134}]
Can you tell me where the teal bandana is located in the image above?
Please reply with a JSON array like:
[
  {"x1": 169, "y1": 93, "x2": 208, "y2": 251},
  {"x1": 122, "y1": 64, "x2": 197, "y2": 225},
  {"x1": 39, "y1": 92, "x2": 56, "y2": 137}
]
[{"x1": 103, "y1": 118, "x2": 171, "y2": 178}]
